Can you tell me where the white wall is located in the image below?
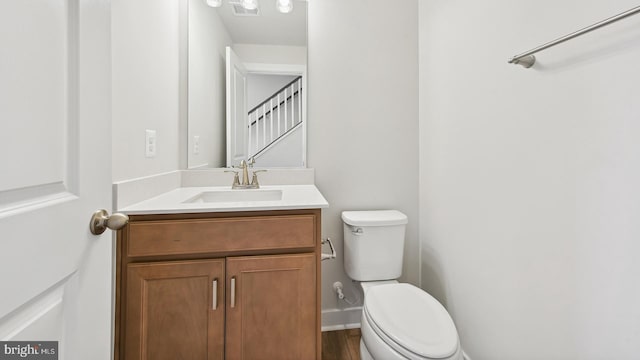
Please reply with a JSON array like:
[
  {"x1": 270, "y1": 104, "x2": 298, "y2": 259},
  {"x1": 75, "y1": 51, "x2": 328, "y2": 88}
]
[
  {"x1": 188, "y1": 0, "x2": 231, "y2": 169},
  {"x1": 256, "y1": 125, "x2": 304, "y2": 167},
  {"x1": 233, "y1": 44, "x2": 306, "y2": 65},
  {"x1": 247, "y1": 73, "x2": 298, "y2": 109},
  {"x1": 112, "y1": 0, "x2": 182, "y2": 181},
  {"x1": 308, "y1": 0, "x2": 419, "y2": 327},
  {"x1": 419, "y1": 0, "x2": 640, "y2": 358}
]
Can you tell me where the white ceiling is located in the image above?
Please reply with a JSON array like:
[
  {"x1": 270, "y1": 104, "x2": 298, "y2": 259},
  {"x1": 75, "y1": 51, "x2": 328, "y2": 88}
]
[{"x1": 216, "y1": 0, "x2": 307, "y2": 46}]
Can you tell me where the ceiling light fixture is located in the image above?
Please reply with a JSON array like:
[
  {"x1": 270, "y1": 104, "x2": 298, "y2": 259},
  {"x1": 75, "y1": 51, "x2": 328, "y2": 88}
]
[
  {"x1": 241, "y1": 0, "x2": 259, "y2": 10},
  {"x1": 205, "y1": 0, "x2": 222, "y2": 7},
  {"x1": 205, "y1": 0, "x2": 295, "y2": 13},
  {"x1": 276, "y1": 0, "x2": 293, "y2": 13}
]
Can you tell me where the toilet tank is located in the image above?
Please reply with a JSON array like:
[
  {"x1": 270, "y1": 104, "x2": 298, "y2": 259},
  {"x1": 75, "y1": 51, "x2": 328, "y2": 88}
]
[{"x1": 342, "y1": 210, "x2": 408, "y2": 281}]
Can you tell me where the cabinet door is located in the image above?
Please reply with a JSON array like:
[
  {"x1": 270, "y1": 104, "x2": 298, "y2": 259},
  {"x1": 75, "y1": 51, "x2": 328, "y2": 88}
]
[
  {"x1": 125, "y1": 259, "x2": 225, "y2": 360},
  {"x1": 226, "y1": 253, "x2": 317, "y2": 360}
]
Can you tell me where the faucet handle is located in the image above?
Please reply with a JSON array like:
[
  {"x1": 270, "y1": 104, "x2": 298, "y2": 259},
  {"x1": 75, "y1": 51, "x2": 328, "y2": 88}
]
[
  {"x1": 250, "y1": 169, "x2": 267, "y2": 187},
  {"x1": 248, "y1": 157, "x2": 256, "y2": 167},
  {"x1": 224, "y1": 170, "x2": 240, "y2": 187}
]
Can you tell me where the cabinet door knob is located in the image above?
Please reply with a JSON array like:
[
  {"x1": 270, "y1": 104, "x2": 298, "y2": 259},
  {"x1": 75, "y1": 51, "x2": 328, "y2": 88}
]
[
  {"x1": 230, "y1": 277, "x2": 236, "y2": 308},
  {"x1": 89, "y1": 209, "x2": 129, "y2": 235}
]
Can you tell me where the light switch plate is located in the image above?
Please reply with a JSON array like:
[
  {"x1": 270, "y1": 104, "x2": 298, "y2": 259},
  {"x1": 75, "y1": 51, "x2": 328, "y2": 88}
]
[
  {"x1": 193, "y1": 135, "x2": 200, "y2": 154},
  {"x1": 145, "y1": 130, "x2": 156, "y2": 158}
]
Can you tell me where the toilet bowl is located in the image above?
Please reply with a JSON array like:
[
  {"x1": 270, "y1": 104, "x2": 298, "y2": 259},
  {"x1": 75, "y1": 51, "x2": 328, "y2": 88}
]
[
  {"x1": 359, "y1": 282, "x2": 462, "y2": 360},
  {"x1": 342, "y1": 210, "x2": 463, "y2": 360}
]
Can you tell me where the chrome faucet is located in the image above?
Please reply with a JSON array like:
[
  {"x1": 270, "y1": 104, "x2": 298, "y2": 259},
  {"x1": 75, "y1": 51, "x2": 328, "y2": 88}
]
[
  {"x1": 226, "y1": 158, "x2": 265, "y2": 189},
  {"x1": 239, "y1": 159, "x2": 251, "y2": 186}
]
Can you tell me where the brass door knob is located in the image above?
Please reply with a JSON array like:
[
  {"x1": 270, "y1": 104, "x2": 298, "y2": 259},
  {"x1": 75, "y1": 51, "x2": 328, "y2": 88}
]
[{"x1": 89, "y1": 209, "x2": 129, "y2": 235}]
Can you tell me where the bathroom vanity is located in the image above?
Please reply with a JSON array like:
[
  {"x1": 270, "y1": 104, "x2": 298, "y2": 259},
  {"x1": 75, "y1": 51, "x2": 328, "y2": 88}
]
[{"x1": 113, "y1": 182, "x2": 328, "y2": 360}]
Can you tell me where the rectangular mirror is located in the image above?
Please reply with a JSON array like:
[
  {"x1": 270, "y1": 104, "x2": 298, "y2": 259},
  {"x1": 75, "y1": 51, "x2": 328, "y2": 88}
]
[{"x1": 188, "y1": 0, "x2": 307, "y2": 169}]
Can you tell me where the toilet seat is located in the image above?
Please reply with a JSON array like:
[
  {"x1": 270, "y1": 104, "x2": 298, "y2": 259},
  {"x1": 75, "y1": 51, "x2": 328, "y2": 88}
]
[{"x1": 363, "y1": 283, "x2": 460, "y2": 360}]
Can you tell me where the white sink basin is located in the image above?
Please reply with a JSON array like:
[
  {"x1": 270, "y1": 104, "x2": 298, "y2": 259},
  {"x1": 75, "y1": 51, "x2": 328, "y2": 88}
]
[{"x1": 183, "y1": 189, "x2": 283, "y2": 204}]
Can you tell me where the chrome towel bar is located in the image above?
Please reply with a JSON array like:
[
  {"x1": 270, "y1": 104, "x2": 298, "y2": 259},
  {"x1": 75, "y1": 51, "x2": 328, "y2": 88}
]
[{"x1": 509, "y1": 5, "x2": 640, "y2": 68}]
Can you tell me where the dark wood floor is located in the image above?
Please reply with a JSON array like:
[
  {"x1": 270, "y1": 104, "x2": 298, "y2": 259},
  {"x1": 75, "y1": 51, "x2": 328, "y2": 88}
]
[{"x1": 322, "y1": 329, "x2": 361, "y2": 360}]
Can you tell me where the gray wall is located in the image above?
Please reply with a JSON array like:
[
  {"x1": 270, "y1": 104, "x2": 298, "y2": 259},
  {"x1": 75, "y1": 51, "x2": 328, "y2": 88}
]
[
  {"x1": 308, "y1": 0, "x2": 419, "y2": 325},
  {"x1": 247, "y1": 74, "x2": 298, "y2": 109},
  {"x1": 419, "y1": 0, "x2": 640, "y2": 358},
  {"x1": 187, "y1": 0, "x2": 231, "y2": 169},
  {"x1": 112, "y1": 0, "x2": 182, "y2": 181}
]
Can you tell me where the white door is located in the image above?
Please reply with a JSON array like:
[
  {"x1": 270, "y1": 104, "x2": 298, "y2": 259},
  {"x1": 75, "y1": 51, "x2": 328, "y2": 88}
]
[
  {"x1": 0, "y1": 1, "x2": 113, "y2": 359},
  {"x1": 226, "y1": 46, "x2": 248, "y2": 167}
]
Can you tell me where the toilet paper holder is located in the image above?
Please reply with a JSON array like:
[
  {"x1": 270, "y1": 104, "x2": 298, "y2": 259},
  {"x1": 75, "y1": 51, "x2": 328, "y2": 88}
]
[{"x1": 321, "y1": 237, "x2": 336, "y2": 261}]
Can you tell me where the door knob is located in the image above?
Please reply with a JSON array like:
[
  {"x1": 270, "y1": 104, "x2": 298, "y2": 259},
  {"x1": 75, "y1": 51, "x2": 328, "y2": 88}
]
[{"x1": 89, "y1": 209, "x2": 129, "y2": 235}]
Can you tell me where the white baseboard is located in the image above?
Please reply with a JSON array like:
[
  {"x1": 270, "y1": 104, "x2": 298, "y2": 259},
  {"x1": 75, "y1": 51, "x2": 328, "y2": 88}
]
[
  {"x1": 322, "y1": 323, "x2": 361, "y2": 332},
  {"x1": 321, "y1": 307, "x2": 362, "y2": 332}
]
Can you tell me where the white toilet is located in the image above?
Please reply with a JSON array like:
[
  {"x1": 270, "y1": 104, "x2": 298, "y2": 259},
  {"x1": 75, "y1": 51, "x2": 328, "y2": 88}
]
[{"x1": 342, "y1": 210, "x2": 463, "y2": 360}]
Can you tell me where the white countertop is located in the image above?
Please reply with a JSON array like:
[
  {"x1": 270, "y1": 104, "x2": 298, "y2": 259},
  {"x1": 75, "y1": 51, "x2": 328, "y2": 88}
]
[{"x1": 118, "y1": 185, "x2": 329, "y2": 215}]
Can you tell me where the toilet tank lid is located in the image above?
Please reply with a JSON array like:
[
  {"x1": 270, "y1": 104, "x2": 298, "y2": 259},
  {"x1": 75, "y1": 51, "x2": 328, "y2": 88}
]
[{"x1": 342, "y1": 210, "x2": 408, "y2": 226}]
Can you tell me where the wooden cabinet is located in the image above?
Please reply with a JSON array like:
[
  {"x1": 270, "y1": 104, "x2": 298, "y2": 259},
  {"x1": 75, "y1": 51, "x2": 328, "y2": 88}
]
[
  {"x1": 226, "y1": 254, "x2": 316, "y2": 360},
  {"x1": 125, "y1": 259, "x2": 225, "y2": 359},
  {"x1": 115, "y1": 210, "x2": 321, "y2": 360}
]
